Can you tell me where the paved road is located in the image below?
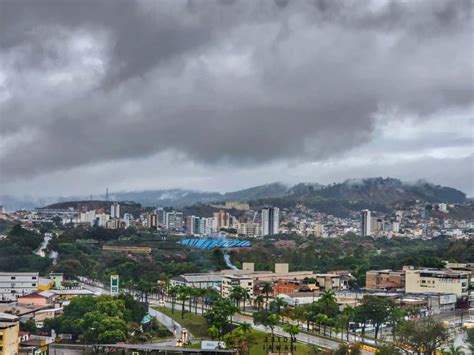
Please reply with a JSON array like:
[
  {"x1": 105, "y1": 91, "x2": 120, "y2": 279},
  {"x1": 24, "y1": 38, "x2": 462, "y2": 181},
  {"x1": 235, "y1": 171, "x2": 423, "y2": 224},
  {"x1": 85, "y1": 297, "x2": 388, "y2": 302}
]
[
  {"x1": 149, "y1": 306, "x2": 192, "y2": 343},
  {"x1": 79, "y1": 280, "x2": 371, "y2": 354},
  {"x1": 155, "y1": 300, "x2": 372, "y2": 354},
  {"x1": 79, "y1": 280, "x2": 189, "y2": 344}
]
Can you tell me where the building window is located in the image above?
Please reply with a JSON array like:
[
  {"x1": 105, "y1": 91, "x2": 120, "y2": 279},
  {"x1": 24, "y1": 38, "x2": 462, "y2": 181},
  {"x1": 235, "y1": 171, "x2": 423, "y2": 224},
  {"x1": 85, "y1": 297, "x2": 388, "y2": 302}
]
[{"x1": 10, "y1": 276, "x2": 16, "y2": 280}]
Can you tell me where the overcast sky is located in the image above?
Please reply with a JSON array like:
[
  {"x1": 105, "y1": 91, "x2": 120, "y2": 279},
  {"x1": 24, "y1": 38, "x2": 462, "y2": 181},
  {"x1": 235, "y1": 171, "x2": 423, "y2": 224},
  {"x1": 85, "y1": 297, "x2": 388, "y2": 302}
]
[{"x1": 0, "y1": 0, "x2": 473, "y2": 197}]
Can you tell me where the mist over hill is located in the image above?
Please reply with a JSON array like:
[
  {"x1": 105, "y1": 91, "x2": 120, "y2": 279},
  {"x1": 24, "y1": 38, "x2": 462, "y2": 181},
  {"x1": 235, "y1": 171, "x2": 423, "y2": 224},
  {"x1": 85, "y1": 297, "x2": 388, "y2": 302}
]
[
  {"x1": 0, "y1": 177, "x2": 467, "y2": 212},
  {"x1": 316, "y1": 178, "x2": 466, "y2": 204}
]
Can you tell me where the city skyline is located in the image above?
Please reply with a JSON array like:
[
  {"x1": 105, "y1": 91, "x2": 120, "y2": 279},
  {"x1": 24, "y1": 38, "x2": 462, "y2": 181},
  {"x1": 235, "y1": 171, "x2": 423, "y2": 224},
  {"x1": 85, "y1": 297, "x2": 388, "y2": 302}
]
[{"x1": 0, "y1": 0, "x2": 473, "y2": 197}]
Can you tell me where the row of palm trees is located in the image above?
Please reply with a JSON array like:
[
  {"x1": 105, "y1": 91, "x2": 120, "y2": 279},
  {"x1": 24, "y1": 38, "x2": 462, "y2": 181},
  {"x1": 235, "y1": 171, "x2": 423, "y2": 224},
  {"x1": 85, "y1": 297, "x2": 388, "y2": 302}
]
[
  {"x1": 229, "y1": 286, "x2": 251, "y2": 311},
  {"x1": 164, "y1": 284, "x2": 219, "y2": 319}
]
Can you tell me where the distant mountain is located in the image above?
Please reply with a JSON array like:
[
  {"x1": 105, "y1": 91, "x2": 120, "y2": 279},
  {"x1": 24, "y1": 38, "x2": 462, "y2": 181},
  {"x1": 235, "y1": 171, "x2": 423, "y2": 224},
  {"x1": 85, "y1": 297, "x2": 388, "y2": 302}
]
[
  {"x1": 316, "y1": 178, "x2": 466, "y2": 204},
  {"x1": 222, "y1": 182, "x2": 289, "y2": 201},
  {"x1": 0, "y1": 195, "x2": 81, "y2": 212},
  {"x1": 287, "y1": 182, "x2": 325, "y2": 196},
  {"x1": 0, "y1": 178, "x2": 467, "y2": 212},
  {"x1": 247, "y1": 178, "x2": 467, "y2": 218},
  {"x1": 42, "y1": 200, "x2": 145, "y2": 217},
  {"x1": 110, "y1": 189, "x2": 222, "y2": 208}
]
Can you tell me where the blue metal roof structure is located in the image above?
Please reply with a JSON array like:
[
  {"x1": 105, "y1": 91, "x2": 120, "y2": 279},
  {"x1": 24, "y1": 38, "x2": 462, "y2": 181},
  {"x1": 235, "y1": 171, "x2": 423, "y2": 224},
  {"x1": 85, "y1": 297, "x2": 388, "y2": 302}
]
[{"x1": 178, "y1": 238, "x2": 251, "y2": 250}]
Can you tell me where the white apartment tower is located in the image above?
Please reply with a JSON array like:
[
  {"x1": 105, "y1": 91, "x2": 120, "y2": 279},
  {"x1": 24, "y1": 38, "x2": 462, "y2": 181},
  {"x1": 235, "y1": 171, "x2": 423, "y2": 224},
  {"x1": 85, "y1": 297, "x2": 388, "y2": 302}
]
[
  {"x1": 110, "y1": 202, "x2": 120, "y2": 218},
  {"x1": 261, "y1": 207, "x2": 280, "y2": 236},
  {"x1": 165, "y1": 211, "x2": 183, "y2": 230},
  {"x1": 361, "y1": 209, "x2": 371, "y2": 237}
]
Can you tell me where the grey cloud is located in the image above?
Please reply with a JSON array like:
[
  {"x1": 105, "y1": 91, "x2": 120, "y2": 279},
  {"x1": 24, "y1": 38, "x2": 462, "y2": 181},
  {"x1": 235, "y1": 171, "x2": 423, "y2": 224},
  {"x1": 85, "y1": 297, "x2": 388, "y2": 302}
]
[{"x1": 0, "y1": 0, "x2": 473, "y2": 181}]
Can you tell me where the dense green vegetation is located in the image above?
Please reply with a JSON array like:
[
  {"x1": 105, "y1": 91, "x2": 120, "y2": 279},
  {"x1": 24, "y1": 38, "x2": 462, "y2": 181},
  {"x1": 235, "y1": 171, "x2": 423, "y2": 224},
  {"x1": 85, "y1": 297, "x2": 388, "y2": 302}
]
[
  {"x1": 248, "y1": 178, "x2": 467, "y2": 217},
  {"x1": 163, "y1": 284, "x2": 452, "y2": 354},
  {"x1": 224, "y1": 328, "x2": 314, "y2": 355},
  {"x1": 157, "y1": 307, "x2": 209, "y2": 338},
  {"x1": 0, "y1": 224, "x2": 51, "y2": 272},
  {"x1": 46, "y1": 226, "x2": 223, "y2": 285},
  {"x1": 231, "y1": 233, "x2": 474, "y2": 286},
  {"x1": 44, "y1": 200, "x2": 148, "y2": 217},
  {"x1": 43, "y1": 294, "x2": 170, "y2": 343},
  {"x1": 2, "y1": 220, "x2": 473, "y2": 292}
]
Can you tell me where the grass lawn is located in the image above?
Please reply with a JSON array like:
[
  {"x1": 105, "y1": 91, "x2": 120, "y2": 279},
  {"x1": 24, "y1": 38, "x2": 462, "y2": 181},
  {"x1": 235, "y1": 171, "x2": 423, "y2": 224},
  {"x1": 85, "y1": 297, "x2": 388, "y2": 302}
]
[
  {"x1": 188, "y1": 329, "x2": 319, "y2": 355},
  {"x1": 156, "y1": 306, "x2": 210, "y2": 338},
  {"x1": 246, "y1": 330, "x2": 318, "y2": 355}
]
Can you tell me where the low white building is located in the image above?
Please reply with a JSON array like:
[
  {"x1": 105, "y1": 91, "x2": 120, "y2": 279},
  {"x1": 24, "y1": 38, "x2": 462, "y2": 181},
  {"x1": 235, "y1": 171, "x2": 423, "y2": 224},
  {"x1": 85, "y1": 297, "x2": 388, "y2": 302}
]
[
  {"x1": 0, "y1": 272, "x2": 39, "y2": 301},
  {"x1": 170, "y1": 273, "x2": 224, "y2": 290},
  {"x1": 277, "y1": 292, "x2": 319, "y2": 306}
]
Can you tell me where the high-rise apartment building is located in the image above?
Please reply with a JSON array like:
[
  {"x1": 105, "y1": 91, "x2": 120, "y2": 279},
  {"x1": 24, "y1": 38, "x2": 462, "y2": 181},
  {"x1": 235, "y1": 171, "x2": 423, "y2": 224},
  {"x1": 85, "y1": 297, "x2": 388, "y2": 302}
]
[
  {"x1": 110, "y1": 202, "x2": 120, "y2": 218},
  {"x1": 123, "y1": 213, "x2": 133, "y2": 228},
  {"x1": 201, "y1": 217, "x2": 216, "y2": 236},
  {"x1": 361, "y1": 209, "x2": 371, "y2": 237},
  {"x1": 186, "y1": 216, "x2": 202, "y2": 236},
  {"x1": 238, "y1": 222, "x2": 262, "y2": 237},
  {"x1": 156, "y1": 208, "x2": 166, "y2": 227},
  {"x1": 261, "y1": 207, "x2": 280, "y2": 236},
  {"x1": 166, "y1": 211, "x2": 183, "y2": 230},
  {"x1": 214, "y1": 210, "x2": 230, "y2": 229},
  {"x1": 147, "y1": 213, "x2": 157, "y2": 229}
]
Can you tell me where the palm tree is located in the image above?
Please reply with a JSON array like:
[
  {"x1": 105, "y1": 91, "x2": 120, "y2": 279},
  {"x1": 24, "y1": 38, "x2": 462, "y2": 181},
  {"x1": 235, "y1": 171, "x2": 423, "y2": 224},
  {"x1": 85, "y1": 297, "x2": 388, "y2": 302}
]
[
  {"x1": 225, "y1": 326, "x2": 256, "y2": 355},
  {"x1": 270, "y1": 297, "x2": 288, "y2": 315},
  {"x1": 204, "y1": 288, "x2": 219, "y2": 310},
  {"x1": 208, "y1": 325, "x2": 219, "y2": 340},
  {"x1": 238, "y1": 321, "x2": 252, "y2": 333},
  {"x1": 266, "y1": 314, "x2": 279, "y2": 338},
  {"x1": 137, "y1": 279, "x2": 153, "y2": 303},
  {"x1": 229, "y1": 286, "x2": 244, "y2": 310},
  {"x1": 187, "y1": 287, "x2": 196, "y2": 313},
  {"x1": 167, "y1": 286, "x2": 178, "y2": 314},
  {"x1": 342, "y1": 305, "x2": 356, "y2": 341},
  {"x1": 255, "y1": 294, "x2": 264, "y2": 312},
  {"x1": 292, "y1": 305, "x2": 306, "y2": 327},
  {"x1": 158, "y1": 279, "x2": 168, "y2": 299},
  {"x1": 441, "y1": 345, "x2": 465, "y2": 355},
  {"x1": 319, "y1": 290, "x2": 337, "y2": 316},
  {"x1": 240, "y1": 288, "x2": 251, "y2": 312},
  {"x1": 303, "y1": 309, "x2": 317, "y2": 331},
  {"x1": 261, "y1": 282, "x2": 273, "y2": 310},
  {"x1": 388, "y1": 307, "x2": 407, "y2": 341},
  {"x1": 177, "y1": 286, "x2": 189, "y2": 319},
  {"x1": 316, "y1": 314, "x2": 330, "y2": 335},
  {"x1": 282, "y1": 324, "x2": 300, "y2": 355},
  {"x1": 194, "y1": 288, "x2": 206, "y2": 314}
]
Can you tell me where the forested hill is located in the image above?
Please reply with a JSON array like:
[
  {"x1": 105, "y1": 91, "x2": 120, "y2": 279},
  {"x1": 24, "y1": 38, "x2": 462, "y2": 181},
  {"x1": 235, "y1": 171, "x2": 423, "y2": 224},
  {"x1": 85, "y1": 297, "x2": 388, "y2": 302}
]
[
  {"x1": 314, "y1": 178, "x2": 466, "y2": 204},
  {"x1": 3, "y1": 177, "x2": 467, "y2": 212},
  {"x1": 42, "y1": 200, "x2": 146, "y2": 217},
  {"x1": 248, "y1": 178, "x2": 467, "y2": 218},
  {"x1": 110, "y1": 178, "x2": 465, "y2": 207}
]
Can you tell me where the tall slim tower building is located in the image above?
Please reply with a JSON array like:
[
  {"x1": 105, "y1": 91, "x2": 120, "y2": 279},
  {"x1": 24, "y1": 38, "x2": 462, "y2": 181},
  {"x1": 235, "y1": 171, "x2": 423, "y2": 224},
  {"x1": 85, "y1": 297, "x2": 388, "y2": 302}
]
[
  {"x1": 261, "y1": 207, "x2": 280, "y2": 236},
  {"x1": 110, "y1": 202, "x2": 120, "y2": 218},
  {"x1": 361, "y1": 209, "x2": 371, "y2": 237},
  {"x1": 213, "y1": 210, "x2": 230, "y2": 229}
]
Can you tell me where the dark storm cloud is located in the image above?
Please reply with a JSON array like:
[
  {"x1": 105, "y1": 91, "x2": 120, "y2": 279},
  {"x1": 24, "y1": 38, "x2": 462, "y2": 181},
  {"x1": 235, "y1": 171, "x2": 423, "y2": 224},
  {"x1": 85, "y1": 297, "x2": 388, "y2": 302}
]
[{"x1": 0, "y1": 0, "x2": 472, "y2": 178}]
